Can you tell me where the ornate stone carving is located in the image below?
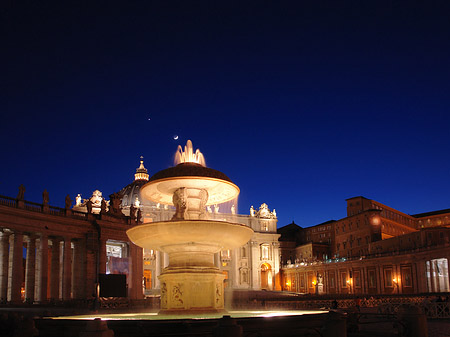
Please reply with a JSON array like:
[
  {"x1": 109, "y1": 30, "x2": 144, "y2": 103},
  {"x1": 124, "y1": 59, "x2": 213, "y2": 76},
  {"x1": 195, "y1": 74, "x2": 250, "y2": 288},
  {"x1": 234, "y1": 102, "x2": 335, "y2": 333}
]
[
  {"x1": 172, "y1": 283, "x2": 184, "y2": 307},
  {"x1": 90, "y1": 190, "x2": 103, "y2": 207},
  {"x1": 108, "y1": 193, "x2": 122, "y2": 215},
  {"x1": 172, "y1": 188, "x2": 187, "y2": 220},
  {"x1": 161, "y1": 283, "x2": 167, "y2": 308},
  {"x1": 215, "y1": 282, "x2": 222, "y2": 305},
  {"x1": 257, "y1": 203, "x2": 276, "y2": 219}
]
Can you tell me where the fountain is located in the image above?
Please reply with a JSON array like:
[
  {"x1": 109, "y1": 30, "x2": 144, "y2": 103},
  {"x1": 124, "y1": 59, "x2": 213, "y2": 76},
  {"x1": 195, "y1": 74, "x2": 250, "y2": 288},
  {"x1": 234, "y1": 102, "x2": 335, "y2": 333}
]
[
  {"x1": 126, "y1": 140, "x2": 254, "y2": 313},
  {"x1": 41, "y1": 140, "x2": 337, "y2": 336}
]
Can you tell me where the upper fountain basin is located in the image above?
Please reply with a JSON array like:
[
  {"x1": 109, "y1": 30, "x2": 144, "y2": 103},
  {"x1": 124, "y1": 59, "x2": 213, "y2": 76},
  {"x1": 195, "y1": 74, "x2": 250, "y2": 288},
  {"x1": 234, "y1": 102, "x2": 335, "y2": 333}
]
[{"x1": 141, "y1": 163, "x2": 240, "y2": 205}]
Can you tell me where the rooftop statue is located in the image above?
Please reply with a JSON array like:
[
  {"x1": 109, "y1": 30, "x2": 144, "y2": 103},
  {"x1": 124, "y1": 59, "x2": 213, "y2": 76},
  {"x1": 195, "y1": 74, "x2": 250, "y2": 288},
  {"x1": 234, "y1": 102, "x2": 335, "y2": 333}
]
[
  {"x1": 75, "y1": 194, "x2": 82, "y2": 206},
  {"x1": 42, "y1": 189, "x2": 49, "y2": 205},
  {"x1": 17, "y1": 184, "x2": 25, "y2": 200},
  {"x1": 65, "y1": 195, "x2": 72, "y2": 209}
]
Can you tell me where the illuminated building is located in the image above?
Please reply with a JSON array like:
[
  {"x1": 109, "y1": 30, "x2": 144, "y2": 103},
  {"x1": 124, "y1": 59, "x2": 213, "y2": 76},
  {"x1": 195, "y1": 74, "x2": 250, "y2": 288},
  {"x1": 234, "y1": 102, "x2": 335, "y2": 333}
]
[
  {"x1": 280, "y1": 196, "x2": 450, "y2": 295},
  {"x1": 0, "y1": 159, "x2": 280, "y2": 304}
]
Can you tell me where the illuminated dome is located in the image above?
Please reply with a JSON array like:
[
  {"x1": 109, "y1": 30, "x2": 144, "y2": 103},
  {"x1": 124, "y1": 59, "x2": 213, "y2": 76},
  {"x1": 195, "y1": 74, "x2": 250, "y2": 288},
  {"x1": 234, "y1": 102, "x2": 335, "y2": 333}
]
[{"x1": 119, "y1": 157, "x2": 154, "y2": 208}]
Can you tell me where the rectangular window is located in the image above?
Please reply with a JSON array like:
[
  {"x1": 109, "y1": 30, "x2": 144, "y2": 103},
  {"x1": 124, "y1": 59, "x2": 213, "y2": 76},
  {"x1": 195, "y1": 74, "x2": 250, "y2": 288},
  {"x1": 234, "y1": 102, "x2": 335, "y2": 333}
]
[
  {"x1": 329, "y1": 272, "x2": 335, "y2": 288},
  {"x1": 401, "y1": 266, "x2": 413, "y2": 287},
  {"x1": 354, "y1": 270, "x2": 361, "y2": 288},
  {"x1": 384, "y1": 268, "x2": 393, "y2": 287},
  {"x1": 341, "y1": 272, "x2": 347, "y2": 288},
  {"x1": 368, "y1": 269, "x2": 376, "y2": 288}
]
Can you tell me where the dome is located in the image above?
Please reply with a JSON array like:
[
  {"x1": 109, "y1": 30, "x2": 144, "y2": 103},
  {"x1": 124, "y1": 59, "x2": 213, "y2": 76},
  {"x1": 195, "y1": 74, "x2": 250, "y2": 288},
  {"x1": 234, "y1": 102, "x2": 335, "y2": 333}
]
[{"x1": 119, "y1": 158, "x2": 156, "y2": 208}]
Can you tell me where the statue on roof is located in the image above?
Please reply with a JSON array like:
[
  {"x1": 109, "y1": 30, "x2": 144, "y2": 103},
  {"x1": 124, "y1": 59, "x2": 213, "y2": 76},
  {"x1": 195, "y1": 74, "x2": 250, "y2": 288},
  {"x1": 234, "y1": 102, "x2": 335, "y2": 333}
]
[
  {"x1": 257, "y1": 203, "x2": 276, "y2": 219},
  {"x1": 17, "y1": 184, "x2": 25, "y2": 200},
  {"x1": 42, "y1": 190, "x2": 49, "y2": 205},
  {"x1": 100, "y1": 199, "x2": 107, "y2": 214},
  {"x1": 90, "y1": 190, "x2": 103, "y2": 207},
  {"x1": 130, "y1": 204, "x2": 136, "y2": 221},
  {"x1": 109, "y1": 192, "x2": 122, "y2": 215},
  {"x1": 86, "y1": 199, "x2": 93, "y2": 214},
  {"x1": 65, "y1": 195, "x2": 72, "y2": 209}
]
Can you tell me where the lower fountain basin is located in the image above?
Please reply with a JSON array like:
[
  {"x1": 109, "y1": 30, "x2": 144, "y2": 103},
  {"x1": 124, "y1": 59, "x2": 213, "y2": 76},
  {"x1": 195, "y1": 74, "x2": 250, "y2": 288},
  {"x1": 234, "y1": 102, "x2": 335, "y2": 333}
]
[{"x1": 126, "y1": 220, "x2": 254, "y2": 252}]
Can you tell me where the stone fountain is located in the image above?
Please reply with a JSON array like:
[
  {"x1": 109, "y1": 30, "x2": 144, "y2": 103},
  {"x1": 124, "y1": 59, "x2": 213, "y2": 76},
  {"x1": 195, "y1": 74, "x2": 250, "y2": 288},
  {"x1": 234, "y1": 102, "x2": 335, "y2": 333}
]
[{"x1": 126, "y1": 140, "x2": 254, "y2": 313}]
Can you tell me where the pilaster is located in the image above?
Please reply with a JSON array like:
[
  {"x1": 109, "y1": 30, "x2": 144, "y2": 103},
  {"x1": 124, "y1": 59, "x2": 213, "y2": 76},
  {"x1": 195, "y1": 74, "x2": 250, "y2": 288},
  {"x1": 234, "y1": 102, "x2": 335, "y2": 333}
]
[
  {"x1": 250, "y1": 241, "x2": 260, "y2": 290},
  {"x1": 99, "y1": 239, "x2": 107, "y2": 274}
]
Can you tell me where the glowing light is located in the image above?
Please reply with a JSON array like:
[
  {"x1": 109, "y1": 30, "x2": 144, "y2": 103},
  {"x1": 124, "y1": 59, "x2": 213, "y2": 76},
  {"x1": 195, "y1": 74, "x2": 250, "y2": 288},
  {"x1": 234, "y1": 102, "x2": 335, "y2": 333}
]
[{"x1": 174, "y1": 140, "x2": 206, "y2": 167}]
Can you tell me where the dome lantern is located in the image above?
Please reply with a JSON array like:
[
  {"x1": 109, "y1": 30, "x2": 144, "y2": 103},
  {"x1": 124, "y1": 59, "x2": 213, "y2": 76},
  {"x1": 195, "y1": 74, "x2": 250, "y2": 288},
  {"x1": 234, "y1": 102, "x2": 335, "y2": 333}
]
[{"x1": 134, "y1": 156, "x2": 149, "y2": 181}]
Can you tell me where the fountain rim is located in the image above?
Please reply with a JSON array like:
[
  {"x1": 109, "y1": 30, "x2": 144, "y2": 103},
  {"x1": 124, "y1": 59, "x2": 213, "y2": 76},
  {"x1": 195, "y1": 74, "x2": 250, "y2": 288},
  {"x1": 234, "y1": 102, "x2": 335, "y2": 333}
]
[{"x1": 126, "y1": 219, "x2": 253, "y2": 251}]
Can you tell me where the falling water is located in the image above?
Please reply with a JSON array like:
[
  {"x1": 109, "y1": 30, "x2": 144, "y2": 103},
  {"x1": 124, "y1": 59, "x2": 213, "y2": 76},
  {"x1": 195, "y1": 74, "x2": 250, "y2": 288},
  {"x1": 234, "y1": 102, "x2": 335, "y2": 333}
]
[{"x1": 174, "y1": 140, "x2": 206, "y2": 167}]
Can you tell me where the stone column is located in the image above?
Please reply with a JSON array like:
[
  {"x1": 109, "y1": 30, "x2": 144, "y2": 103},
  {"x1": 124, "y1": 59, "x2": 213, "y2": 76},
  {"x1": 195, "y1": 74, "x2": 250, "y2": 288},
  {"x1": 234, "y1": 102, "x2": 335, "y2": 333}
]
[
  {"x1": 36, "y1": 235, "x2": 48, "y2": 302},
  {"x1": 62, "y1": 237, "x2": 72, "y2": 300},
  {"x1": 99, "y1": 239, "x2": 107, "y2": 274},
  {"x1": 0, "y1": 233, "x2": 10, "y2": 302},
  {"x1": 132, "y1": 244, "x2": 143, "y2": 299},
  {"x1": 272, "y1": 242, "x2": 280, "y2": 290},
  {"x1": 72, "y1": 239, "x2": 86, "y2": 299},
  {"x1": 25, "y1": 236, "x2": 37, "y2": 302},
  {"x1": 50, "y1": 238, "x2": 61, "y2": 300},
  {"x1": 230, "y1": 248, "x2": 238, "y2": 287},
  {"x1": 155, "y1": 250, "x2": 161, "y2": 289},
  {"x1": 416, "y1": 261, "x2": 428, "y2": 293},
  {"x1": 10, "y1": 232, "x2": 24, "y2": 303}
]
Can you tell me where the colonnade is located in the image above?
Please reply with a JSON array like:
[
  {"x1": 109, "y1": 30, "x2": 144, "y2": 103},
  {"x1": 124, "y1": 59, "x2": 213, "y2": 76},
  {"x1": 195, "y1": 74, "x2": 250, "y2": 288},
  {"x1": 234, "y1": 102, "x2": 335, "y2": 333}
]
[{"x1": 0, "y1": 230, "x2": 87, "y2": 303}]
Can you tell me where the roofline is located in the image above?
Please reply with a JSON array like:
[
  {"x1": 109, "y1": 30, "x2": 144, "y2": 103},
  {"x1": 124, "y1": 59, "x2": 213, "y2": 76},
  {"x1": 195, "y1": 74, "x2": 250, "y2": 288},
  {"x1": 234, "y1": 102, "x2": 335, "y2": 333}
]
[{"x1": 412, "y1": 208, "x2": 450, "y2": 218}]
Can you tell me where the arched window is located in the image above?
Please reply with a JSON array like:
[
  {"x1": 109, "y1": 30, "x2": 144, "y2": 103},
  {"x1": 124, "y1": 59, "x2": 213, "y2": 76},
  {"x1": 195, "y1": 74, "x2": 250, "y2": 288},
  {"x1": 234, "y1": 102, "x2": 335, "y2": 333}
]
[{"x1": 260, "y1": 244, "x2": 270, "y2": 260}]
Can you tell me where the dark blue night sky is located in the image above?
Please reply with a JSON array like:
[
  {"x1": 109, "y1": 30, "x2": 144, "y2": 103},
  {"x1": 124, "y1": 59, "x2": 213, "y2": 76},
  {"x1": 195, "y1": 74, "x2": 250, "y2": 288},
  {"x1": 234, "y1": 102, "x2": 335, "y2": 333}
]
[{"x1": 1, "y1": 1, "x2": 450, "y2": 228}]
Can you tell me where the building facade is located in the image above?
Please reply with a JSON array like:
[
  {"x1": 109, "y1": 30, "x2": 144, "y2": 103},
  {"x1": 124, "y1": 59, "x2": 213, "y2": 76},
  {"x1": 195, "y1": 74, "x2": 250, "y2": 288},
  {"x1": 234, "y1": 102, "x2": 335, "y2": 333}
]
[
  {"x1": 279, "y1": 196, "x2": 450, "y2": 295},
  {"x1": 0, "y1": 159, "x2": 280, "y2": 303}
]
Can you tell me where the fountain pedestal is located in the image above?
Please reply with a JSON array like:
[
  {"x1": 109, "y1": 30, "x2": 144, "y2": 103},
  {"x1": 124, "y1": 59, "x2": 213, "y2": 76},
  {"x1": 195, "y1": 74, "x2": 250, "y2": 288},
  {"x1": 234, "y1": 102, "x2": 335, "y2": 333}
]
[
  {"x1": 159, "y1": 270, "x2": 225, "y2": 313},
  {"x1": 127, "y1": 219, "x2": 253, "y2": 313}
]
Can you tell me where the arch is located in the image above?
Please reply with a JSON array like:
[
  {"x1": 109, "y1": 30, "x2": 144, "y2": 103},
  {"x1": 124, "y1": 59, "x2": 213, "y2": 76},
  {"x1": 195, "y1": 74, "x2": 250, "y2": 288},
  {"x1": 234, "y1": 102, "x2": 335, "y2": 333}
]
[{"x1": 260, "y1": 262, "x2": 273, "y2": 290}]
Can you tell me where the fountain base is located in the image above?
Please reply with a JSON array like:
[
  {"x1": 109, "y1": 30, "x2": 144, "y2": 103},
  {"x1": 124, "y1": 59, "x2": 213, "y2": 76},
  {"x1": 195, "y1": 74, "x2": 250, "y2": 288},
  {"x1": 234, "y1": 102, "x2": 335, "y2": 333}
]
[{"x1": 159, "y1": 269, "x2": 225, "y2": 313}]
